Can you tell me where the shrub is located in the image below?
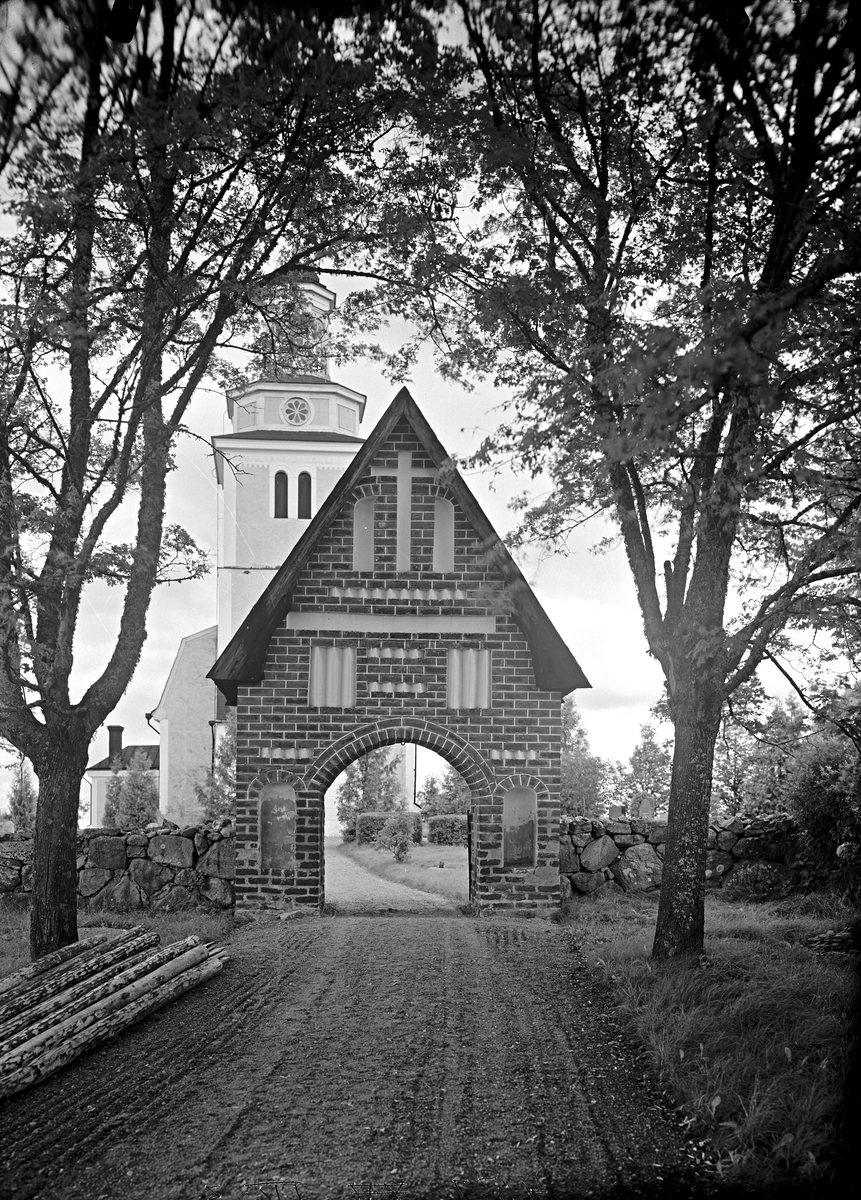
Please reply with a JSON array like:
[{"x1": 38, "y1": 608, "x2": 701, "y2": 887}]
[
  {"x1": 788, "y1": 739, "x2": 861, "y2": 902},
  {"x1": 374, "y1": 810, "x2": 418, "y2": 861},
  {"x1": 428, "y1": 813, "x2": 468, "y2": 845},
  {"x1": 356, "y1": 811, "x2": 421, "y2": 846}
]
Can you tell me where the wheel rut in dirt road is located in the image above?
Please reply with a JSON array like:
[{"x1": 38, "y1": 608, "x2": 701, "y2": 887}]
[{"x1": 0, "y1": 917, "x2": 708, "y2": 1200}]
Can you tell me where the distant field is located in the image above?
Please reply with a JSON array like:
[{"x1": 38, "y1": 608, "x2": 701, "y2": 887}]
[{"x1": 327, "y1": 837, "x2": 469, "y2": 903}]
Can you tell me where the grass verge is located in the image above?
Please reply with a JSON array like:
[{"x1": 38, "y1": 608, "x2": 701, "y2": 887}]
[
  {"x1": 327, "y1": 837, "x2": 469, "y2": 903},
  {"x1": 0, "y1": 900, "x2": 235, "y2": 981},
  {"x1": 563, "y1": 889, "x2": 857, "y2": 1193}
]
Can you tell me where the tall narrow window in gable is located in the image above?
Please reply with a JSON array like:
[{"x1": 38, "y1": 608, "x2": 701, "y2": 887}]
[
  {"x1": 309, "y1": 646, "x2": 356, "y2": 707},
  {"x1": 432, "y1": 497, "x2": 455, "y2": 572},
  {"x1": 274, "y1": 471, "x2": 288, "y2": 518},
  {"x1": 298, "y1": 471, "x2": 312, "y2": 519},
  {"x1": 446, "y1": 649, "x2": 491, "y2": 708},
  {"x1": 353, "y1": 497, "x2": 375, "y2": 571}
]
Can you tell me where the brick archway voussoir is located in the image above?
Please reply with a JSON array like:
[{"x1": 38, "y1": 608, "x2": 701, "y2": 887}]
[{"x1": 305, "y1": 720, "x2": 494, "y2": 797}]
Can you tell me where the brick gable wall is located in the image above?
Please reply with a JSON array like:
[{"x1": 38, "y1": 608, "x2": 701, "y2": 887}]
[{"x1": 233, "y1": 419, "x2": 564, "y2": 911}]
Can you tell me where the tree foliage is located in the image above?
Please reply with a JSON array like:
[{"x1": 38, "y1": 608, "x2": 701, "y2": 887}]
[
  {"x1": 194, "y1": 710, "x2": 236, "y2": 824},
  {"x1": 0, "y1": 0, "x2": 437, "y2": 956},
  {"x1": 374, "y1": 809, "x2": 416, "y2": 862},
  {"x1": 417, "y1": 764, "x2": 470, "y2": 816},
  {"x1": 102, "y1": 748, "x2": 159, "y2": 830},
  {"x1": 559, "y1": 697, "x2": 604, "y2": 817},
  {"x1": 345, "y1": 0, "x2": 861, "y2": 956},
  {"x1": 8, "y1": 758, "x2": 37, "y2": 835},
  {"x1": 336, "y1": 749, "x2": 405, "y2": 841}
]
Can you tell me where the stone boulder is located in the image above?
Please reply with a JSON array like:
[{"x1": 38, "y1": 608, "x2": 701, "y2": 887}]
[
  {"x1": 199, "y1": 876, "x2": 234, "y2": 908},
  {"x1": 128, "y1": 857, "x2": 174, "y2": 897},
  {"x1": 147, "y1": 834, "x2": 195, "y2": 868},
  {"x1": 612, "y1": 843, "x2": 663, "y2": 891},
  {"x1": 198, "y1": 838, "x2": 235, "y2": 879},
  {"x1": 614, "y1": 833, "x2": 645, "y2": 848},
  {"x1": 715, "y1": 830, "x2": 738, "y2": 852},
  {"x1": 731, "y1": 836, "x2": 782, "y2": 862},
  {"x1": 558, "y1": 839, "x2": 579, "y2": 874},
  {"x1": 591, "y1": 879, "x2": 625, "y2": 899},
  {"x1": 647, "y1": 822, "x2": 668, "y2": 844},
  {"x1": 78, "y1": 867, "x2": 114, "y2": 896},
  {"x1": 89, "y1": 874, "x2": 143, "y2": 910},
  {"x1": 559, "y1": 874, "x2": 574, "y2": 903},
  {"x1": 151, "y1": 883, "x2": 198, "y2": 911},
  {"x1": 570, "y1": 870, "x2": 606, "y2": 895},
  {"x1": 605, "y1": 820, "x2": 631, "y2": 835},
  {"x1": 0, "y1": 861, "x2": 21, "y2": 891},
  {"x1": 579, "y1": 834, "x2": 619, "y2": 873},
  {"x1": 88, "y1": 836, "x2": 127, "y2": 871},
  {"x1": 719, "y1": 816, "x2": 746, "y2": 835},
  {"x1": 704, "y1": 850, "x2": 734, "y2": 879}
]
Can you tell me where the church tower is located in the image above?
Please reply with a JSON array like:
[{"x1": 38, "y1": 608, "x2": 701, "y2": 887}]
[
  {"x1": 212, "y1": 280, "x2": 366, "y2": 654},
  {"x1": 150, "y1": 280, "x2": 368, "y2": 824}
]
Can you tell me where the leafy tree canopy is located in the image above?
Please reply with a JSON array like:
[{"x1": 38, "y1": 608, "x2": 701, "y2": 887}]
[
  {"x1": 102, "y1": 748, "x2": 159, "y2": 830},
  {"x1": 342, "y1": 0, "x2": 861, "y2": 957},
  {"x1": 336, "y1": 749, "x2": 405, "y2": 840}
]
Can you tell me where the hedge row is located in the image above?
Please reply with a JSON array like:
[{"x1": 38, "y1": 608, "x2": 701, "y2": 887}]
[
  {"x1": 428, "y1": 814, "x2": 468, "y2": 846},
  {"x1": 356, "y1": 812, "x2": 422, "y2": 845}
]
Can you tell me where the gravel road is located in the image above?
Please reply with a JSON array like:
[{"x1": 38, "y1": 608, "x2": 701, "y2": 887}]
[{"x1": 0, "y1": 863, "x2": 713, "y2": 1200}]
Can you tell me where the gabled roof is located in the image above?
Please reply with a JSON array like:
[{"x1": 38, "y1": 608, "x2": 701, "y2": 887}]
[
  {"x1": 87, "y1": 745, "x2": 160, "y2": 773},
  {"x1": 208, "y1": 388, "x2": 590, "y2": 703}
]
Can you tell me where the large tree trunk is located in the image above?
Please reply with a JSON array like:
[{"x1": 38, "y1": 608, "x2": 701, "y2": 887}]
[
  {"x1": 30, "y1": 739, "x2": 91, "y2": 961},
  {"x1": 652, "y1": 695, "x2": 721, "y2": 960}
]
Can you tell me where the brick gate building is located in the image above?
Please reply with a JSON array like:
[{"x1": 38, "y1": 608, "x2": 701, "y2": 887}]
[{"x1": 209, "y1": 388, "x2": 590, "y2": 911}]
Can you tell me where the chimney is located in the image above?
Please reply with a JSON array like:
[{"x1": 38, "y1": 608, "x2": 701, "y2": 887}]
[{"x1": 108, "y1": 725, "x2": 123, "y2": 762}]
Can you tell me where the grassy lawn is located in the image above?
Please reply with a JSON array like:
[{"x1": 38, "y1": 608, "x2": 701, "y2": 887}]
[
  {"x1": 328, "y1": 836, "x2": 469, "y2": 903},
  {"x1": 564, "y1": 888, "x2": 857, "y2": 1193},
  {"x1": 0, "y1": 900, "x2": 235, "y2": 982}
]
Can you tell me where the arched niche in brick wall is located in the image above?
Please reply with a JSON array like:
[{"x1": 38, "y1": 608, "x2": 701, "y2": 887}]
[
  {"x1": 502, "y1": 787, "x2": 538, "y2": 868},
  {"x1": 254, "y1": 777, "x2": 298, "y2": 873}
]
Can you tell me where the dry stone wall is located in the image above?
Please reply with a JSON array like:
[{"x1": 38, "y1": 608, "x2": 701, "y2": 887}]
[
  {"x1": 0, "y1": 820, "x2": 235, "y2": 911},
  {"x1": 560, "y1": 813, "x2": 807, "y2": 900}
]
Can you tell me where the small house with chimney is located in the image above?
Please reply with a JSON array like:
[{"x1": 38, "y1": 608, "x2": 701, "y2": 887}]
[{"x1": 85, "y1": 725, "x2": 160, "y2": 827}]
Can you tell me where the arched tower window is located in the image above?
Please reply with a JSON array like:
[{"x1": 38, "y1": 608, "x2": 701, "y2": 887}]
[
  {"x1": 274, "y1": 471, "x2": 288, "y2": 518},
  {"x1": 353, "y1": 497, "x2": 375, "y2": 571},
  {"x1": 298, "y1": 471, "x2": 312, "y2": 519},
  {"x1": 433, "y1": 497, "x2": 455, "y2": 572}
]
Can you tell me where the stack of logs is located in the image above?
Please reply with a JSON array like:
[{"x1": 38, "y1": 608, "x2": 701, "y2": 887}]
[{"x1": 0, "y1": 927, "x2": 226, "y2": 1101}]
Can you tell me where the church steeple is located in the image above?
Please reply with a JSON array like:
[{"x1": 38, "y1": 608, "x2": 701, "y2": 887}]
[{"x1": 211, "y1": 281, "x2": 366, "y2": 655}]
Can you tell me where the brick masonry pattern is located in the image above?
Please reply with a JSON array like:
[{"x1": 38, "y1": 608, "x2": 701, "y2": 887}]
[{"x1": 235, "y1": 420, "x2": 564, "y2": 912}]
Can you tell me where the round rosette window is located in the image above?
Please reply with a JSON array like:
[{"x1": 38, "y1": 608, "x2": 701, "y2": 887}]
[{"x1": 280, "y1": 396, "x2": 313, "y2": 427}]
